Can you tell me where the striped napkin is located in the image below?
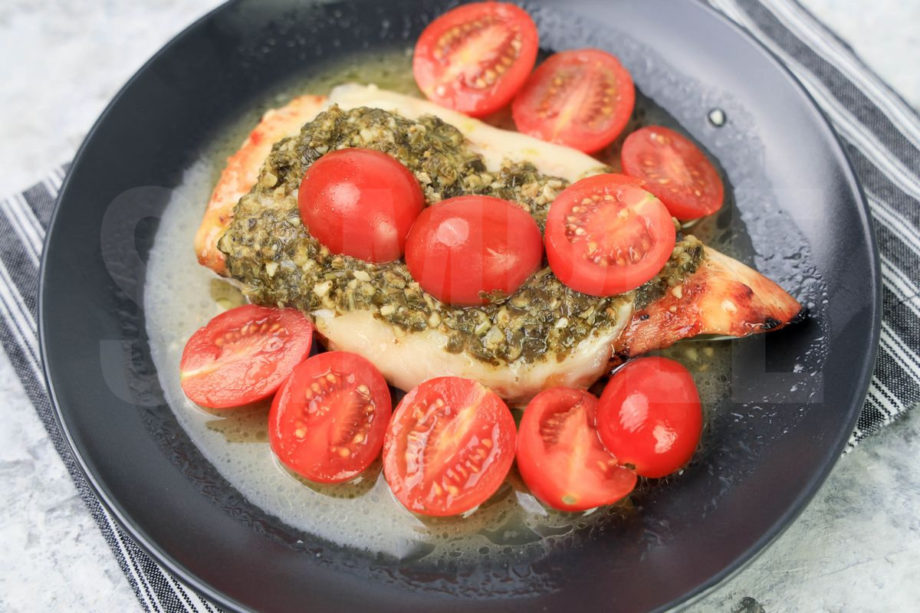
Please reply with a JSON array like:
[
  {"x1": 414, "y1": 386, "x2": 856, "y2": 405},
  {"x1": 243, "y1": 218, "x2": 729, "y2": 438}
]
[{"x1": 1, "y1": 1, "x2": 916, "y2": 611}]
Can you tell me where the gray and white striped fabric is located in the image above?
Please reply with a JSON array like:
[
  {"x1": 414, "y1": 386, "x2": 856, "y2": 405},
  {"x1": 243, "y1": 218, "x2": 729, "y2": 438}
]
[
  {"x1": 0, "y1": 1, "x2": 916, "y2": 611},
  {"x1": 0, "y1": 169, "x2": 220, "y2": 612}
]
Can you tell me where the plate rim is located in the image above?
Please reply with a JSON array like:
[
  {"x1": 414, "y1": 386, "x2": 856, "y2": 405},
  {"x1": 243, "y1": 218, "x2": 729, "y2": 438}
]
[
  {"x1": 657, "y1": 0, "x2": 882, "y2": 608},
  {"x1": 38, "y1": 1, "x2": 259, "y2": 610},
  {"x1": 38, "y1": 0, "x2": 882, "y2": 611}
]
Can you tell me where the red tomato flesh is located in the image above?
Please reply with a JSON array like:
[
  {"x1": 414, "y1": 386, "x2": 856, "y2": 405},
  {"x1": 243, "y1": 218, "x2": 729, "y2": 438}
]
[
  {"x1": 298, "y1": 148, "x2": 424, "y2": 263},
  {"x1": 621, "y1": 125, "x2": 724, "y2": 220},
  {"x1": 405, "y1": 195, "x2": 543, "y2": 306},
  {"x1": 269, "y1": 352, "x2": 392, "y2": 483},
  {"x1": 180, "y1": 305, "x2": 313, "y2": 409},
  {"x1": 596, "y1": 357, "x2": 703, "y2": 479},
  {"x1": 602, "y1": 173, "x2": 646, "y2": 187},
  {"x1": 382, "y1": 377, "x2": 516, "y2": 516},
  {"x1": 512, "y1": 49, "x2": 635, "y2": 153},
  {"x1": 517, "y1": 388, "x2": 636, "y2": 512},
  {"x1": 413, "y1": 2, "x2": 539, "y2": 117},
  {"x1": 545, "y1": 176, "x2": 676, "y2": 296}
]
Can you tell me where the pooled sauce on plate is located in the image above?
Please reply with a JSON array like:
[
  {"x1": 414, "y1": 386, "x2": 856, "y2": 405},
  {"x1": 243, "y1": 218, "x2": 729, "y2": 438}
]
[{"x1": 145, "y1": 49, "x2": 733, "y2": 564}]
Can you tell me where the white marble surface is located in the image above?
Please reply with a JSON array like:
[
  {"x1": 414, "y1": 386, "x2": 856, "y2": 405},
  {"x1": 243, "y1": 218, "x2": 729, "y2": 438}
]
[{"x1": 1, "y1": 1, "x2": 918, "y2": 611}]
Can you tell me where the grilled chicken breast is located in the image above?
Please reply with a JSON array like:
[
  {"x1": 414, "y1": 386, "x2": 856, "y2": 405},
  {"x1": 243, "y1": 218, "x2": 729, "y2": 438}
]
[
  {"x1": 194, "y1": 94, "x2": 327, "y2": 274},
  {"x1": 197, "y1": 85, "x2": 801, "y2": 404}
]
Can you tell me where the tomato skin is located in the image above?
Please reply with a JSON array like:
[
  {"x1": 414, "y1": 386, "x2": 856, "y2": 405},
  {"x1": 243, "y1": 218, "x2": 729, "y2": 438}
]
[
  {"x1": 413, "y1": 2, "x2": 539, "y2": 117},
  {"x1": 298, "y1": 148, "x2": 424, "y2": 263},
  {"x1": 405, "y1": 195, "x2": 543, "y2": 306},
  {"x1": 545, "y1": 176, "x2": 676, "y2": 297},
  {"x1": 620, "y1": 125, "x2": 724, "y2": 220},
  {"x1": 269, "y1": 352, "x2": 392, "y2": 484},
  {"x1": 596, "y1": 357, "x2": 702, "y2": 479},
  {"x1": 512, "y1": 49, "x2": 635, "y2": 153},
  {"x1": 382, "y1": 377, "x2": 516, "y2": 517},
  {"x1": 180, "y1": 305, "x2": 313, "y2": 409},
  {"x1": 603, "y1": 173, "x2": 646, "y2": 187},
  {"x1": 517, "y1": 388, "x2": 636, "y2": 512}
]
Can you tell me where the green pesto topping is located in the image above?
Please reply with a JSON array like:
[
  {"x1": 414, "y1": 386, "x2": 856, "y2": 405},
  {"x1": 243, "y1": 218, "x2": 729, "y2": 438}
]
[
  {"x1": 634, "y1": 234, "x2": 704, "y2": 310},
  {"x1": 218, "y1": 106, "x2": 703, "y2": 365}
]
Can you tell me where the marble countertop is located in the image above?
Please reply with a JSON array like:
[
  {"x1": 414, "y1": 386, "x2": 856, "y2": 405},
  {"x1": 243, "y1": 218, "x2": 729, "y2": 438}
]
[{"x1": 1, "y1": 1, "x2": 918, "y2": 611}]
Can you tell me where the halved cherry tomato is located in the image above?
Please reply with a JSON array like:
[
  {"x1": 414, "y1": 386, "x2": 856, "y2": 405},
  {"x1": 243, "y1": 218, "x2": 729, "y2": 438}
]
[
  {"x1": 512, "y1": 49, "x2": 635, "y2": 153},
  {"x1": 298, "y1": 148, "x2": 424, "y2": 263},
  {"x1": 413, "y1": 2, "x2": 539, "y2": 117},
  {"x1": 596, "y1": 357, "x2": 702, "y2": 479},
  {"x1": 544, "y1": 175, "x2": 676, "y2": 296},
  {"x1": 269, "y1": 351, "x2": 392, "y2": 483},
  {"x1": 603, "y1": 173, "x2": 645, "y2": 187},
  {"x1": 180, "y1": 305, "x2": 313, "y2": 409},
  {"x1": 382, "y1": 377, "x2": 516, "y2": 516},
  {"x1": 405, "y1": 195, "x2": 543, "y2": 305},
  {"x1": 620, "y1": 125, "x2": 724, "y2": 220},
  {"x1": 517, "y1": 388, "x2": 636, "y2": 512}
]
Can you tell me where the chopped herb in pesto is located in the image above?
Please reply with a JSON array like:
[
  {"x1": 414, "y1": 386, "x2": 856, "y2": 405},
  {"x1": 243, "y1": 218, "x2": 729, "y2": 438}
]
[
  {"x1": 634, "y1": 234, "x2": 704, "y2": 310},
  {"x1": 218, "y1": 106, "x2": 703, "y2": 365}
]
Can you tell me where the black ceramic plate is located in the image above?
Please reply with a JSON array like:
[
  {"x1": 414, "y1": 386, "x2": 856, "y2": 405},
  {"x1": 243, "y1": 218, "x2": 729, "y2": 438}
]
[{"x1": 40, "y1": 0, "x2": 879, "y2": 611}]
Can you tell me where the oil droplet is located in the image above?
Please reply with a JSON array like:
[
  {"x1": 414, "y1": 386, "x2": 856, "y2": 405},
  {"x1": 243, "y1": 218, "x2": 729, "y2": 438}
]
[{"x1": 708, "y1": 108, "x2": 726, "y2": 127}]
